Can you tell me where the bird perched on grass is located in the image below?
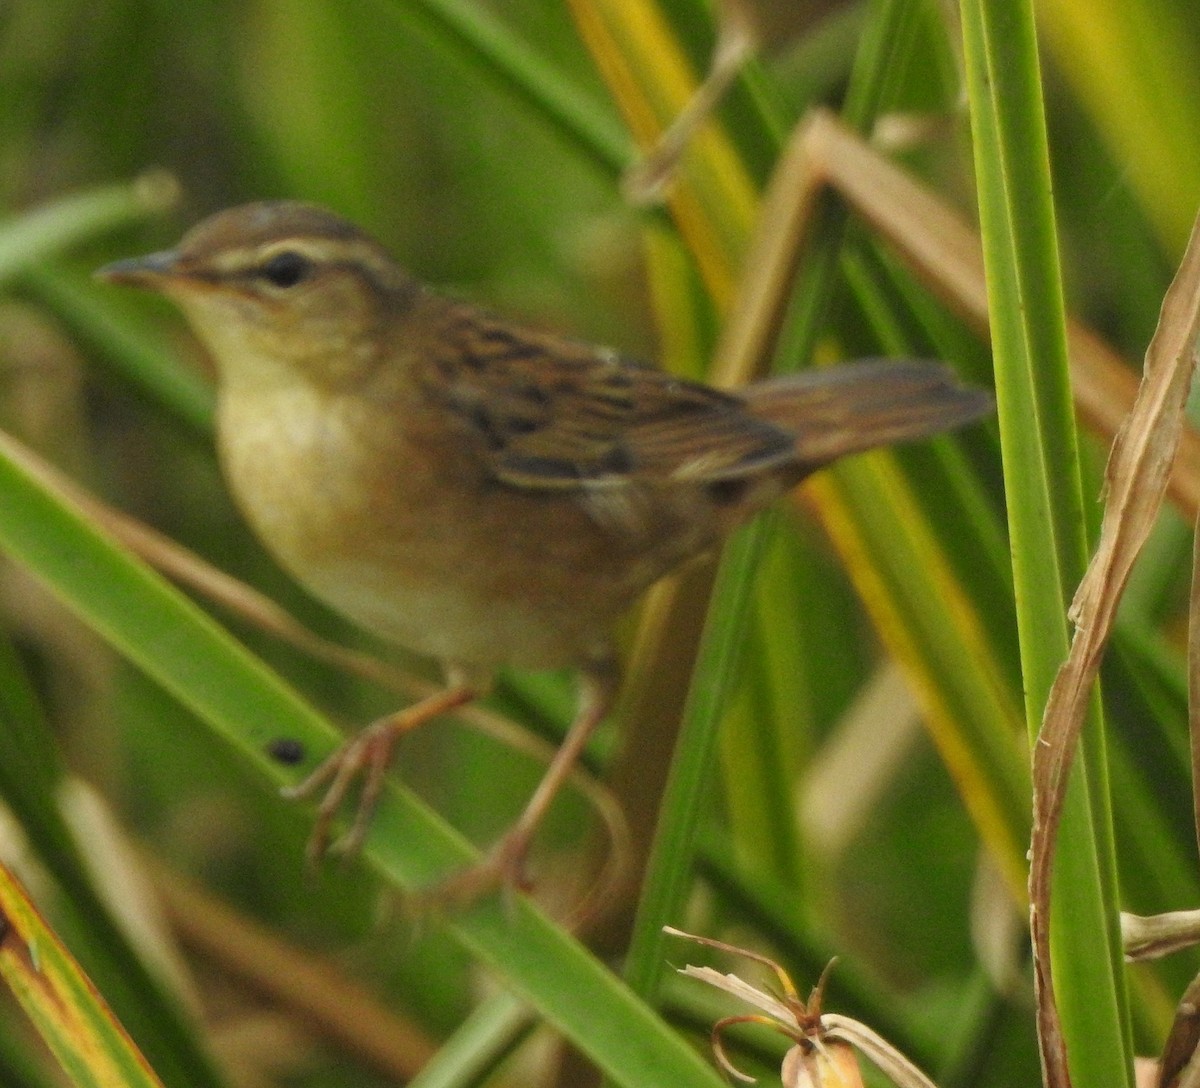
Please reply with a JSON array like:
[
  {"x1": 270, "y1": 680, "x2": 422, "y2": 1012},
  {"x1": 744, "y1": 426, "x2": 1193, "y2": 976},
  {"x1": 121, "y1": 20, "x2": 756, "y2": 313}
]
[{"x1": 99, "y1": 201, "x2": 990, "y2": 898}]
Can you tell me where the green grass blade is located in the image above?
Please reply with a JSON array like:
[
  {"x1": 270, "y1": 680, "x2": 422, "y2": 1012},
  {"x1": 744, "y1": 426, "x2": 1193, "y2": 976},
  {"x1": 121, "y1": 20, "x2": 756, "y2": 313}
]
[
  {"x1": 383, "y1": 0, "x2": 630, "y2": 175},
  {"x1": 0, "y1": 865, "x2": 166, "y2": 1088},
  {"x1": 23, "y1": 264, "x2": 214, "y2": 434},
  {"x1": 0, "y1": 184, "x2": 210, "y2": 433},
  {"x1": 0, "y1": 632, "x2": 225, "y2": 1088},
  {"x1": 807, "y1": 455, "x2": 1032, "y2": 886},
  {"x1": 622, "y1": 516, "x2": 772, "y2": 1002},
  {"x1": 959, "y1": 1, "x2": 1131, "y2": 1083},
  {"x1": 0, "y1": 435, "x2": 724, "y2": 1088},
  {"x1": 0, "y1": 177, "x2": 176, "y2": 285},
  {"x1": 778, "y1": 0, "x2": 925, "y2": 368},
  {"x1": 405, "y1": 991, "x2": 531, "y2": 1088}
]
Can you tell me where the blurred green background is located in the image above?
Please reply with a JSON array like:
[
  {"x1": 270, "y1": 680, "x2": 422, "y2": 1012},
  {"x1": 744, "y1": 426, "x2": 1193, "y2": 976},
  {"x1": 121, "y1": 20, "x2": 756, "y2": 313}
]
[{"x1": 1, "y1": 1, "x2": 1200, "y2": 1086}]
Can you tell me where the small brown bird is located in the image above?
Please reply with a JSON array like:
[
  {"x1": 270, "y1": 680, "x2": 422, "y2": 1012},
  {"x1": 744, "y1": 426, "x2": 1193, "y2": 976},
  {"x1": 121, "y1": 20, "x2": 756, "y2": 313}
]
[{"x1": 99, "y1": 201, "x2": 989, "y2": 894}]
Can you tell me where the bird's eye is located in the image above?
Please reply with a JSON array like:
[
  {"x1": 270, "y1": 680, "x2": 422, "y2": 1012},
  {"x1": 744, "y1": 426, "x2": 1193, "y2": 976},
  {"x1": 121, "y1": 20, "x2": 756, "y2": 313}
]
[{"x1": 258, "y1": 250, "x2": 312, "y2": 288}]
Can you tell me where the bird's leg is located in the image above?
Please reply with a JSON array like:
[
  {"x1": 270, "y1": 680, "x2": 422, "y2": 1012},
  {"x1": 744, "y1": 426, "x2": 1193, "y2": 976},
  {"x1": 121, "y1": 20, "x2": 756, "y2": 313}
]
[
  {"x1": 284, "y1": 681, "x2": 479, "y2": 864},
  {"x1": 437, "y1": 660, "x2": 620, "y2": 903}
]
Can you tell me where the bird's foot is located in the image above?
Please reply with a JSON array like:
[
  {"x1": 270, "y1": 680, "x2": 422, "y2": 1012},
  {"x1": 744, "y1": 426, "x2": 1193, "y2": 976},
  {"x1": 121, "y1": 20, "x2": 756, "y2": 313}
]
[
  {"x1": 282, "y1": 717, "x2": 401, "y2": 864},
  {"x1": 416, "y1": 828, "x2": 536, "y2": 913},
  {"x1": 281, "y1": 684, "x2": 478, "y2": 865}
]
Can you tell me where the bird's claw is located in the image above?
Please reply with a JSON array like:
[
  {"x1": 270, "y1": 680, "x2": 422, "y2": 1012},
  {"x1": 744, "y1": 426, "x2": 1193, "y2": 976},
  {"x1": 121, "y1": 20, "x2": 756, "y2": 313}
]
[
  {"x1": 282, "y1": 718, "x2": 402, "y2": 865},
  {"x1": 416, "y1": 829, "x2": 536, "y2": 914}
]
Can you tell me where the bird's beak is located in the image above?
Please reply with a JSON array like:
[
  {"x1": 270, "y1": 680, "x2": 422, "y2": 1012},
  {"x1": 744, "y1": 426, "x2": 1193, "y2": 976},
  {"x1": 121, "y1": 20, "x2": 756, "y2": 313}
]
[{"x1": 94, "y1": 250, "x2": 182, "y2": 289}]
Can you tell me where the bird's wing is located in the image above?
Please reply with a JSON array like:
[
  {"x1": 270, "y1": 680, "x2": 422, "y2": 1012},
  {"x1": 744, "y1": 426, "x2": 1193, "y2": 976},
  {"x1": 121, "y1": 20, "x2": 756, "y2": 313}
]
[{"x1": 429, "y1": 307, "x2": 795, "y2": 492}]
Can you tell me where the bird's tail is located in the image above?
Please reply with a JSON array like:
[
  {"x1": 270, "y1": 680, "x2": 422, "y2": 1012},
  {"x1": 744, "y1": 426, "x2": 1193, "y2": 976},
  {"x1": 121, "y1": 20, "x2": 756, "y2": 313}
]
[{"x1": 743, "y1": 359, "x2": 991, "y2": 469}]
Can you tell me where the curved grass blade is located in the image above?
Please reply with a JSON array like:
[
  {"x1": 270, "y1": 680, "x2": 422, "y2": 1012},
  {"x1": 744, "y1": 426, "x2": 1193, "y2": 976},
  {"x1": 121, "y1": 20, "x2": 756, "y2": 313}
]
[
  {"x1": 0, "y1": 175, "x2": 178, "y2": 286},
  {"x1": 0, "y1": 864, "x2": 165, "y2": 1088},
  {"x1": 960, "y1": 0, "x2": 1131, "y2": 1083},
  {"x1": 0, "y1": 435, "x2": 724, "y2": 1088}
]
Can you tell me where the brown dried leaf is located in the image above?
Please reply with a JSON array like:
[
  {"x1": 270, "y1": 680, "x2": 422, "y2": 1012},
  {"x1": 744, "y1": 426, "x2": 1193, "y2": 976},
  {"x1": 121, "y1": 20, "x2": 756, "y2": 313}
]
[
  {"x1": 1030, "y1": 209, "x2": 1200, "y2": 1088},
  {"x1": 1122, "y1": 910, "x2": 1200, "y2": 962},
  {"x1": 676, "y1": 963, "x2": 796, "y2": 1024},
  {"x1": 1159, "y1": 975, "x2": 1200, "y2": 1088},
  {"x1": 1190, "y1": 521, "x2": 1200, "y2": 856}
]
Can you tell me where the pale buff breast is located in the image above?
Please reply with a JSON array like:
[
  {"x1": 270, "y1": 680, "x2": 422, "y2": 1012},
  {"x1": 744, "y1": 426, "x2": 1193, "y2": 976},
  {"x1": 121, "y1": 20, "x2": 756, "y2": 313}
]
[{"x1": 215, "y1": 382, "x2": 689, "y2": 671}]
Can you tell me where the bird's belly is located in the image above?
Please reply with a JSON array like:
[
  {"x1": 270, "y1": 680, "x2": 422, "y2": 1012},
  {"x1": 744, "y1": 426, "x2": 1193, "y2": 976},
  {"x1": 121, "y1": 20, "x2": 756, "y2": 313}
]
[
  {"x1": 299, "y1": 556, "x2": 605, "y2": 669},
  {"x1": 217, "y1": 388, "x2": 672, "y2": 671}
]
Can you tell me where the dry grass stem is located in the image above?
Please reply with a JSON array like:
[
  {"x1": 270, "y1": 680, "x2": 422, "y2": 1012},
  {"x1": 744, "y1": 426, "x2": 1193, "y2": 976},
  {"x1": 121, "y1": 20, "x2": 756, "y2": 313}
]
[
  {"x1": 1191, "y1": 519, "x2": 1200, "y2": 857},
  {"x1": 1029, "y1": 209, "x2": 1200, "y2": 1087},
  {"x1": 1157, "y1": 975, "x2": 1200, "y2": 1088},
  {"x1": 621, "y1": 0, "x2": 757, "y2": 206},
  {"x1": 1122, "y1": 910, "x2": 1200, "y2": 962}
]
